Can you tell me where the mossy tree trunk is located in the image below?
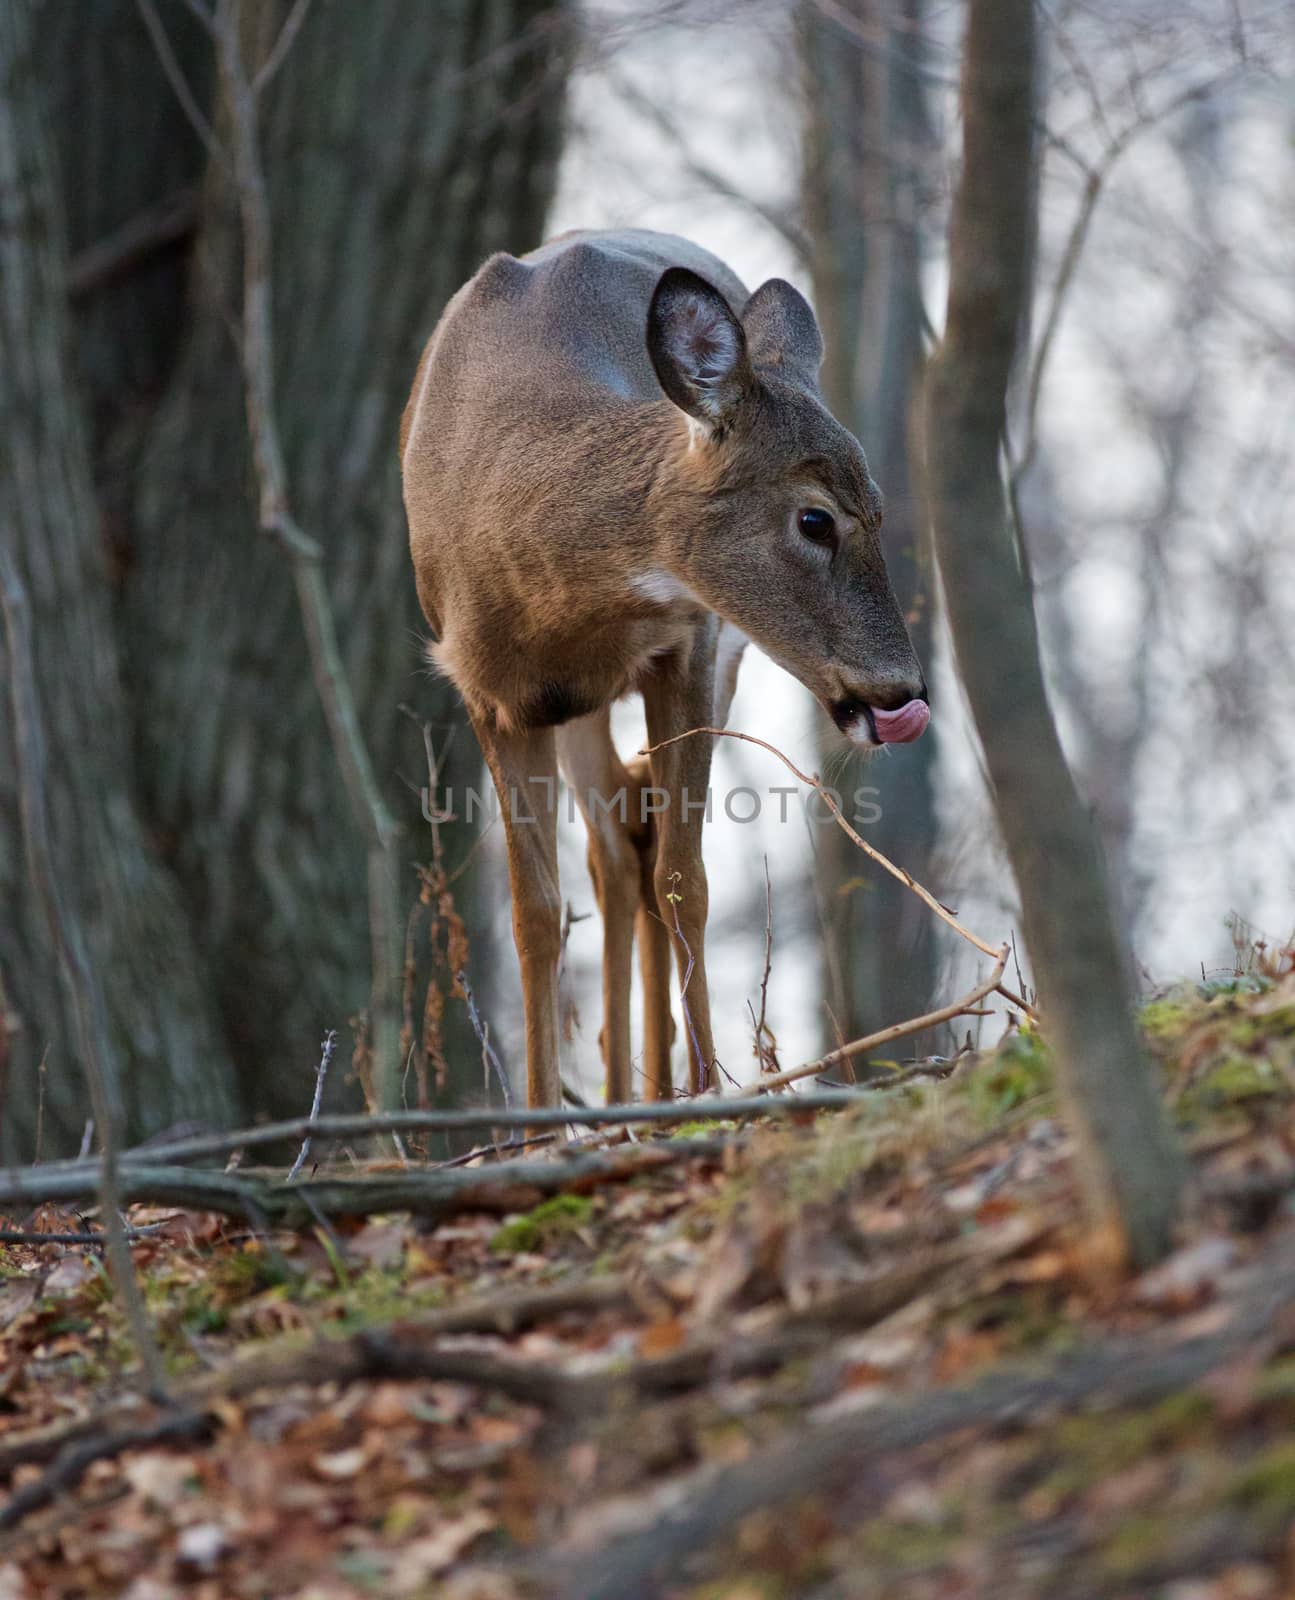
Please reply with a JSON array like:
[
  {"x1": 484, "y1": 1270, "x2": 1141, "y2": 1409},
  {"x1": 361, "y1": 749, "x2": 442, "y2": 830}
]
[
  {"x1": 923, "y1": 0, "x2": 1182, "y2": 1268},
  {"x1": 1, "y1": 1, "x2": 572, "y2": 1153},
  {"x1": 0, "y1": 0, "x2": 238, "y2": 1159},
  {"x1": 127, "y1": 0, "x2": 572, "y2": 1122}
]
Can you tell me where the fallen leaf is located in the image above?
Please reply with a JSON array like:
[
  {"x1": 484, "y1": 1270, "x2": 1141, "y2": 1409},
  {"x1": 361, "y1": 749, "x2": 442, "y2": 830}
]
[
  {"x1": 0, "y1": 1279, "x2": 38, "y2": 1330},
  {"x1": 123, "y1": 1452, "x2": 196, "y2": 1509},
  {"x1": 1135, "y1": 1236, "x2": 1237, "y2": 1311},
  {"x1": 175, "y1": 1522, "x2": 228, "y2": 1572},
  {"x1": 43, "y1": 1255, "x2": 93, "y2": 1296},
  {"x1": 390, "y1": 1510, "x2": 495, "y2": 1593},
  {"x1": 637, "y1": 1318, "x2": 686, "y2": 1358},
  {"x1": 312, "y1": 1445, "x2": 368, "y2": 1479}
]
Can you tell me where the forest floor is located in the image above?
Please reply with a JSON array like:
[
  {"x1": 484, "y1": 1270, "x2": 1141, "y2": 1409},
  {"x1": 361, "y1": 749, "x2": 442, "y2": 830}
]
[{"x1": 3, "y1": 975, "x2": 1295, "y2": 1599}]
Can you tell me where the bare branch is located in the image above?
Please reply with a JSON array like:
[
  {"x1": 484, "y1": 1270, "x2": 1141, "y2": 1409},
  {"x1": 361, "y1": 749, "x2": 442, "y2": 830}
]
[
  {"x1": 253, "y1": 0, "x2": 314, "y2": 95},
  {"x1": 134, "y1": 0, "x2": 225, "y2": 166},
  {"x1": 743, "y1": 946, "x2": 1010, "y2": 1094},
  {"x1": 642, "y1": 725, "x2": 1009, "y2": 964},
  {"x1": 287, "y1": 1028, "x2": 336, "y2": 1180},
  {"x1": 65, "y1": 188, "x2": 199, "y2": 301},
  {"x1": 609, "y1": 69, "x2": 812, "y2": 264},
  {"x1": 67, "y1": 1089, "x2": 900, "y2": 1173}
]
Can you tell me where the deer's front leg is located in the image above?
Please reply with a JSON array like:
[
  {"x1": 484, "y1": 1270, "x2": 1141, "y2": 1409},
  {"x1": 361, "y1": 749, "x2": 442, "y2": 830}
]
[
  {"x1": 643, "y1": 629, "x2": 718, "y2": 1095},
  {"x1": 475, "y1": 717, "x2": 562, "y2": 1109}
]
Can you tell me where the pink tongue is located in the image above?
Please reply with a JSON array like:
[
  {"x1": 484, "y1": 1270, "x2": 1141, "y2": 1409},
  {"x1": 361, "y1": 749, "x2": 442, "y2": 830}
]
[{"x1": 872, "y1": 699, "x2": 930, "y2": 744}]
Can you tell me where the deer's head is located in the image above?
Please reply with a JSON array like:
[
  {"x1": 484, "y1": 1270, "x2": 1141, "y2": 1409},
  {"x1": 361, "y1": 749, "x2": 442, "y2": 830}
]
[{"x1": 647, "y1": 267, "x2": 929, "y2": 748}]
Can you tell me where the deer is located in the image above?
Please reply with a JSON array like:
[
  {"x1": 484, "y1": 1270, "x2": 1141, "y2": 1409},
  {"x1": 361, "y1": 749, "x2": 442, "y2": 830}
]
[{"x1": 401, "y1": 228, "x2": 929, "y2": 1110}]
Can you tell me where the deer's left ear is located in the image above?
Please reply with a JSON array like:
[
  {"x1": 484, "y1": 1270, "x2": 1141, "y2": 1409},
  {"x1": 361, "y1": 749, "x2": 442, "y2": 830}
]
[
  {"x1": 742, "y1": 279, "x2": 824, "y2": 390},
  {"x1": 647, "y1": 267, "x2": 753, "y2": 430}
]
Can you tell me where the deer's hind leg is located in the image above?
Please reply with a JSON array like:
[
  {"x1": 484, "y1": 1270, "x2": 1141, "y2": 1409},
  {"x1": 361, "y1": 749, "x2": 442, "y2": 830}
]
[
  {"x1": 558, "y1": 708, "x2": 643, "y2": 1103},
  {"x1": 474, "y1": 713, "x2": 562, "y2": 1109}
]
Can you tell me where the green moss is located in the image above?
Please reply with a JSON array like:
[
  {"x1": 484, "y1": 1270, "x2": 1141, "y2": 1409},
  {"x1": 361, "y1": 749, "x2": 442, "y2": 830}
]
[
  {"x1": 671, "y1": 1119, "x2": 735, "y2": 1139},
  {"x1": 1177, "y1": 1054, "x2": 1287, "y2": 1119},
  {"x1": 489, "y1": 1193, "x2": 594, "y2": 1255},
  {"x1": 1228, "y1": 1003, "x2": 1295, "y2": 1046},
  {"x1": 1229, "y1": 1441, "x2": 1295, "y2": 1520},
  {"x1": 1256, "y1": 1356, "x2": 1295, "y2": 1403},
  {"x1": 965, "y1": 1028, "x2": 1052, "y2": 1123},
  {"x1": 1139, "y1": 994, "x2": 1201, "y2": 1040},
  {"x1": 958, "y1": 1289, "x2": 1074, "y2": 1358},
  {"x1": 688, "y1": 1578, "x2": 787, "y2": 1600},
  {"x1": 854, "y1": 1514, "x2": 960, "y2": 1569},
  {"x1": 1049, "y1": 1391, "x2": 1211, "y2": 1483},
  {"x1": 1099, "y1": 1513, "x2": 1174, "y2": 1579}
]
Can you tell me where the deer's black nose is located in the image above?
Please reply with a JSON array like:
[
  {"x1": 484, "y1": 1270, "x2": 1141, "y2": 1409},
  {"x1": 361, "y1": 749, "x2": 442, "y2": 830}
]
[{"x1": 868, "y1": 679, "x2": 928, "y2": 713}]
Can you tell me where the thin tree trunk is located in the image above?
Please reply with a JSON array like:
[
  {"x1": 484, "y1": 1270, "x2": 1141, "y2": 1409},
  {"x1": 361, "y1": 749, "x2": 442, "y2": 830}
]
[
  {"x1": 922, "y1": 0, "x2": 1182, "y2": 1267},
  {"x1": 127, "y1": 1, "x2": 572, "y2": 1119},
  {"x1": 0, "y1": 0, "x2": 239, "y2": 1160},
  {"x1": 800, "y1": 0, "x2": 940, "y2": 1052}
]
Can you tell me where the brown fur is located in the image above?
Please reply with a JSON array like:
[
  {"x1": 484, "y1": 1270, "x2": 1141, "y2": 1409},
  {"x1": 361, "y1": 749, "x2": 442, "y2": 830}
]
[{"x1": 402, "y1": 229, "x2": 925, "y2": 1108}]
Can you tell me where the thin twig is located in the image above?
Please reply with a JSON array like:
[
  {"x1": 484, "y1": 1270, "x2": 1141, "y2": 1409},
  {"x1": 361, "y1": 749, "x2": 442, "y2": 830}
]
[
  {"x1": 0, "y1": 1229, "x2": 157, "y2": 1248},
  {"x1": 66, "y1": 188, "x2": 199, "y2": 301},
  {"x1": 742, "y1": 947, "x2": 1009, "y2": 1094},
  {"x1": 288, "y1": 1028, "x2": 336, "y2": 1180},
  {"x1": 134, "y1": 0, "x2": 226, "y2": 166},
  {"x1": 1013, "y1": 70, "x2": 1239, "y2": 492},
  {"x1": 458, "y1": 969, "x2": 512, "y2": 1110},
  {"x1": 751, "y1": 855, "x2": 779, "y2": 1076},
  {"x1": 663, "y1": 871, "x2": 710, "y2": 1093},
  {"x1": 252, "y1": 0, "x2": 314, "y2": 95},
  {"x1": 642, "y1": 727, "x2": 1006, "y2": 963}
]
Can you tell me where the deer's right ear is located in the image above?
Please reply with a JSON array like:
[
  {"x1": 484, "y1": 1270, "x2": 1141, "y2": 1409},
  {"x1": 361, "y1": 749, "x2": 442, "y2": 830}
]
[{"x1": 647, "y1": 268, "x2": 751, "y2": 431}]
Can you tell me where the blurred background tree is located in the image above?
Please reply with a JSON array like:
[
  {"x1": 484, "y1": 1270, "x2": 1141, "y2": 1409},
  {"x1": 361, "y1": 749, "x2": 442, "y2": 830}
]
[
  {"x1": 1, "y1": 0, "x2": 573, "y2": 1157},
  {"x1": 798, "y1": 0, "x2": 940, "y2": 1054}
]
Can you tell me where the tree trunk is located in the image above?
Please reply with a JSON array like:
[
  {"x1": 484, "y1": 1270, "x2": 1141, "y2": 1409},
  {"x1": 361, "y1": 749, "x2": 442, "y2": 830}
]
[
  {"x1": 799, "y1": 0, "x2": 940, "y2": 1053},
  {"x1": 0, "y1": 0, "x2": 239, "y2": 1160},
  {"x1": 922, "y1": 0, "x2": 1182, "y2": 1267},
  {"x1": 126, "y1": 1, "x2": 572, "y2": 1120}
]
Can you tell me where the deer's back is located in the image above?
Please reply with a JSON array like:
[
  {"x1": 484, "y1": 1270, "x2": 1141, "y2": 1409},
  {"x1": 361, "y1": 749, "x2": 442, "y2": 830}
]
[
  {"x1": 401, "y1": 231, "x2": 749, "y2": 721},
  {"x1": 403, "y1": 229, "x2": 748, "y2": 461},
  {"x1": 402, "y1": 228, "x2": 746, "y2": 616}
]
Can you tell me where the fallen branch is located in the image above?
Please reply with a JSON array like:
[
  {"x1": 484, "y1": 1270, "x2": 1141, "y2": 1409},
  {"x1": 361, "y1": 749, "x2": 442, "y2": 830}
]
[
  {"x1": 0, "y1": 1223, "x2": 1041, "y2": 1536},
  {"x1": 0, "y1": 1278, "x2": 632, "y2": 1487},
  {"x1": 0, "y1": 1411, "x2": 211, "y2": 1536},
  {"x1": 97, "y1": 1089, "x2": 878, "y2": 1169},
  {"x1": 0, "y1": 1140, "x2": 731, "y2": 1228}
]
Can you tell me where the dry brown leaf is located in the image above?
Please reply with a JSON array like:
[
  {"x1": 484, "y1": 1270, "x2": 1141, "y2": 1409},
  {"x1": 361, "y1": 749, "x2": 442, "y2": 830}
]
[
  {"x1": 636, "y1": 1317, "x2": 686, "y2": 1358},
  {"x1": 389, "y1": 1509, "x2": 495, "y2": 1593}
]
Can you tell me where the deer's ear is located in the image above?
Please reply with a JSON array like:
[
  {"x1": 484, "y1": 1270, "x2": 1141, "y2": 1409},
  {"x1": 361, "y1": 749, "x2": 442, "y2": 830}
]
[
  {"x1": 647, "y1": 268, "x2": 751, "y2": 429},
  {"x1": 742, "y1": 279, "x2": 824, "y2": 389}
]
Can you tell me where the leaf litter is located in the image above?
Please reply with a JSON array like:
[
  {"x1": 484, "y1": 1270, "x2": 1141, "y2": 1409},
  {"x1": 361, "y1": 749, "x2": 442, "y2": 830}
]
[{"x1": 3, "y1": 979, "x2": 1295, "y2": 1595}]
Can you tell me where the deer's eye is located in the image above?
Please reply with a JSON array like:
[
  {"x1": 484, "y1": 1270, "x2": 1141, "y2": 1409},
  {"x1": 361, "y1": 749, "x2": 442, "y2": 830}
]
[{"x1": 797, "y1": 507, "x2": 837, "y2": 548}]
